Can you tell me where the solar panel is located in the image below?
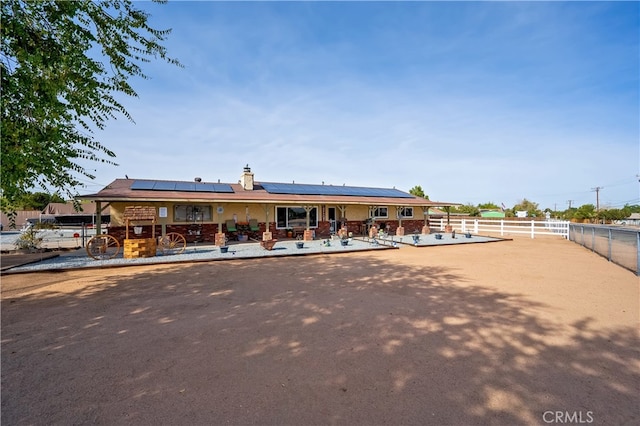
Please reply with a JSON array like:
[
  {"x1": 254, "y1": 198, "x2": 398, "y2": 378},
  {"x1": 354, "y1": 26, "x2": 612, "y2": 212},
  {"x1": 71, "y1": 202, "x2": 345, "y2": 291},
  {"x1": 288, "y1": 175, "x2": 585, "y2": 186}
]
[
  {"x1": 260, "y1": 182, "x2": 413, "y2": 198},
  {"x1": 153, "y1": 181, "x2": 177, "y2": 191},
  {"x1": 194, "y1": 183, "x2": 217, "y2": 192},
  {"x1": 174, "y1": 182, "x2": 196, "y2": 191},
  {"x1": 130, "y1": 180, "x2": 235, "y2": 193},
  {"x1": 212, "y1": 183, "x2": 234, "y2": 193},
  {"x1": 130, "y1": 180, "x2": 155, "y2": 190}
]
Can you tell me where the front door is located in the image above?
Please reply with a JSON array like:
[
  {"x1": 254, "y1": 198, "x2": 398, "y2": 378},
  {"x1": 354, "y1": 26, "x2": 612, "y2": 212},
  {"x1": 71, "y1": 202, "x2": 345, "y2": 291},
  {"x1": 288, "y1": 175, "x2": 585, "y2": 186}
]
[{"x1": 328, "y1": 207, "x2": 336, "y2": 233}]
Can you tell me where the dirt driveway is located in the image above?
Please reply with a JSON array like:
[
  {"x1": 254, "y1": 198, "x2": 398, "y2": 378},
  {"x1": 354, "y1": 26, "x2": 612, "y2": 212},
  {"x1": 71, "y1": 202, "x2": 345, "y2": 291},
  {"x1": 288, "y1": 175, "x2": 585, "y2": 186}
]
[{"x1": 2, "y1": 237, "x2": 638, "y2": 425}]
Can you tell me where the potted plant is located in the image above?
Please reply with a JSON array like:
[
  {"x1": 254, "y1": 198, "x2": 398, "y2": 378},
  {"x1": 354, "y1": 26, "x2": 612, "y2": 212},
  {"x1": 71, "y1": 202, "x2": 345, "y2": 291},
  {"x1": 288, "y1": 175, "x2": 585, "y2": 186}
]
[
  {"x1": 260, "y1": 239, "x2": 278, "y2": 250},
  {"x1": 340, "y1": 231, "x2": 352, "y2": 246},
  {"x1": 219, "y1": 235, "x2": 229, "y2": 253},
  {"x1": 286, "y1": 228, "x2": 293, "y2": 238}
]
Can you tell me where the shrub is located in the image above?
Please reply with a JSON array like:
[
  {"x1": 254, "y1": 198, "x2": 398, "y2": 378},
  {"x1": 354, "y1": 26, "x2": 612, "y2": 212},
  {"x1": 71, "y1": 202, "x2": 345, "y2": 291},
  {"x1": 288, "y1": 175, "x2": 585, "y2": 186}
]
[{"x1": 14, "y1": 228, "x2": 43, "y2": 251}]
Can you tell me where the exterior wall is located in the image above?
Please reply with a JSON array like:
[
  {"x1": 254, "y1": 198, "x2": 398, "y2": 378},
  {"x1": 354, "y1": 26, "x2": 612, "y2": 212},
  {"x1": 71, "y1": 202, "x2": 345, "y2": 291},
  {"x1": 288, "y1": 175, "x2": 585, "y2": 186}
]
[
  {"x1": 109, "y1": 202, "x2": 273, "y2": 227},
  {"x1": 106, "y1": 201, "x2": 432, "y2": 242}
]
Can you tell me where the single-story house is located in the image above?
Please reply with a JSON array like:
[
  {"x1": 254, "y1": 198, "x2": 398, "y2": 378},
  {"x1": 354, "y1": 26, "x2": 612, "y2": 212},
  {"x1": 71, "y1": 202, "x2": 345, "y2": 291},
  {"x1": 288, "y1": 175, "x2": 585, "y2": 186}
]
[
  {"x1": 79, "y1": 166, "x2": 460, "y2": 243},
  {"x1": 619, "y1": 212, "x2": 640, "y2": 227}
]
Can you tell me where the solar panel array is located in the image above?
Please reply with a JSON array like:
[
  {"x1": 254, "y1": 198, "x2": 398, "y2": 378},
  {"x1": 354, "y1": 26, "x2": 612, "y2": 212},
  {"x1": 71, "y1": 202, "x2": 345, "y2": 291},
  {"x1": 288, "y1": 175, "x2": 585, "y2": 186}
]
[
  {"x1": 131, "y1": 180, "x2": 234, "y2": 193},
  {"x1": 260, "y1": 182, "x2": 414, "y2": 198}
]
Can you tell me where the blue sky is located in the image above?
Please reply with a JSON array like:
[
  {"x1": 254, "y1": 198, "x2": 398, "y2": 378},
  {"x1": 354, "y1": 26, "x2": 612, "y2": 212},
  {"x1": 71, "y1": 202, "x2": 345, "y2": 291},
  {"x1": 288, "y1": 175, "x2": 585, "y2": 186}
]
[{"x1": 79, "y1": 1, "x2": 639, "y2": 210}]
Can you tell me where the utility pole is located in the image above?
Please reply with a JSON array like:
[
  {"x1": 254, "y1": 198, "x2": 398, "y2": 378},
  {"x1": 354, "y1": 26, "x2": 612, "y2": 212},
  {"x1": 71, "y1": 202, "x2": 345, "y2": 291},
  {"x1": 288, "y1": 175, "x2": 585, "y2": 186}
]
[
  {"x1": 591, "y1": 187, "x2": 603, "y2": 211},
  {"x1": 567, "y1": 200, "x2": 574, "y2": 209}
]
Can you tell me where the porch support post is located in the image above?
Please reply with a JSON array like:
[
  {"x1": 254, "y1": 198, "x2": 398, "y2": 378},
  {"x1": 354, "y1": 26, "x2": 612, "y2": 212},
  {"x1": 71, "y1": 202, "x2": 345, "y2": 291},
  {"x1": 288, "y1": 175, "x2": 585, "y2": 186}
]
[
  {"x1": 444, "y1": 206, "x2": 453, "y2": 233},
  {"x1": 396, "y1": 206, "x2": 403, "y2": 228},
  {"x1": 303, "y1": 205, "x2": 313, "y2": 230},
  {"x1": 262, "y1": 204, "x2": 273, "y2": 241},
  {"x1": 337, "y1": 205, "x2": 347, "y2": 222},
  {"x1": 95, "y1": 201, "x2": 102, "y2": 235},
  {"x1": 421, "y1": 206, "x2": 431, "y2": 235},
  {"x1": 395, "y1": 206, "x2": 405, "y2": 236},
  {"x1": 368, "y1": 206, "x2": 378, "y2": 237},
  {"x1": 262, "y1": 204, "x2": 271, "y2": 230},
  {"x1": 215, "y1": 204, "x2": 226, "y2": 246},
  {"x1": 303, "y1": 205, "x2": 314, "y2": 241}
]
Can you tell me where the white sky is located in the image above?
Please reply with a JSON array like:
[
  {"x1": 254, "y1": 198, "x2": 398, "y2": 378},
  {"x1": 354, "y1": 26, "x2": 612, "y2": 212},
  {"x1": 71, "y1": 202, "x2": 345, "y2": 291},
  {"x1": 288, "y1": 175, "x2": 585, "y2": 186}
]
[{"x1": 76, "y1": 1, "x2": 639, "y2": 211}]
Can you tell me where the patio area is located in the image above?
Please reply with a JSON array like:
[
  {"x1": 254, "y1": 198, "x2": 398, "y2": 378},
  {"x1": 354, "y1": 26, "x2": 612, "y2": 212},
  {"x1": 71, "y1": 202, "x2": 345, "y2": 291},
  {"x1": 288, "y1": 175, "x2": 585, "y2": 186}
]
[{"x1": 1, "y1": 232, "x2": 506, "y2": 273}]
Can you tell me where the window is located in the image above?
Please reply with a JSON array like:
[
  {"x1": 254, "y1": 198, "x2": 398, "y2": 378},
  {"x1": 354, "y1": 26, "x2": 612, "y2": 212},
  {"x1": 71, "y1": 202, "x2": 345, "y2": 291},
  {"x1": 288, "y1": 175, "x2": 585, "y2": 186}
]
[
  {"x1": 398, "y1": 207, "x2": 414, "y2": 218},
  {"x1": 373, "y1": 207, "x2": 388, "y2": 218},
  {"x1": 174, "y1": 205, "x2": 212, "y2": 222},
  {"x1": 276, "y1": 206, "x2": 318, "y2": 229}
]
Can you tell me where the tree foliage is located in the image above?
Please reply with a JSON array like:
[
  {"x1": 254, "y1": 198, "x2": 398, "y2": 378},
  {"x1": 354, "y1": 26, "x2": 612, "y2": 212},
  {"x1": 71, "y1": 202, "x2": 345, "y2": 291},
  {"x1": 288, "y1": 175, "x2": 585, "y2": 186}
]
[
  {"x1": 451, "y1": 203, "x2": 480, "y2": 216},
  {"x1": 1, "y1": 0, "x2": 181, "y2": 205},
  {"x1": 12, "y1": 191, "x2": 65, "y2": 210},
  {"x1": 409, "y1": 185, "x2": 429, "y2": 199},
  {"x1": 478, "y1": 202, "x2": 500, "y2": 210},
  {"x1": 573, "y1": 204, "x2": 596, "y2": 220},
  {"x1": 596, "y1": 208, "x2": 627, "y2": 222},
  {"x1": 512, "y1": 198, "x2": 541, "y2": 217}
]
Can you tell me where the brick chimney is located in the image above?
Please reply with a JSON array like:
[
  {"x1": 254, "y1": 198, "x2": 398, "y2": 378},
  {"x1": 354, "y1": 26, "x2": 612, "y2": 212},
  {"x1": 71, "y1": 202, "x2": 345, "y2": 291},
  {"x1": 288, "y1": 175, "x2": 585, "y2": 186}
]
[{"x1": 240, "y1": 164, "x2": 254, "y2": 190}]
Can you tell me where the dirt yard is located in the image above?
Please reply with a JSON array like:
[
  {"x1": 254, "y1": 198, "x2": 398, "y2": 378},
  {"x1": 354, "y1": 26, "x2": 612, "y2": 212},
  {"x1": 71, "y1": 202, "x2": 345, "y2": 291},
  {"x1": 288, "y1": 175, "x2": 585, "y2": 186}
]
[{"x1": 1, "y1": 237, "x2": 638, "y2": 425}]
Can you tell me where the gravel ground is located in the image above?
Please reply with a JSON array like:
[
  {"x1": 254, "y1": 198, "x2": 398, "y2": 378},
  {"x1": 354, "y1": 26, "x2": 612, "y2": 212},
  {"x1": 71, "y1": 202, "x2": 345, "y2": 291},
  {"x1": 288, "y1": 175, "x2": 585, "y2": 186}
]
[
  {"x1": 2, "y1": 237, "x2": 637, "y2": 425},
  {"x1": 3, "y1": 233, "x2": 503, "y2": 273}
]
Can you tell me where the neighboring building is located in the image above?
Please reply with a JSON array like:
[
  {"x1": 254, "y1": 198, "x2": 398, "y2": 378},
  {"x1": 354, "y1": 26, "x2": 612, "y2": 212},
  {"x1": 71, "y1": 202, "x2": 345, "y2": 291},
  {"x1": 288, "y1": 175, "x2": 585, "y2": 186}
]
[
  {"x1": 0, "y1": 202, "x2": 109, "y2": 230},
  {"x1": 41, "y1": 202, "x2": 110, "y2": 225},
  {"x1": 620, "y1": 212, "x2": 640, "y2": 227},
  {"x1": 479, "y1": 209, "x2": 506, "y2": 218},
  {"x1": 79, "y1": 166, "x2": 459, "y2": 243},
  {"x1": 0, "y1": 210, "x2": 41, "y2": 230}
]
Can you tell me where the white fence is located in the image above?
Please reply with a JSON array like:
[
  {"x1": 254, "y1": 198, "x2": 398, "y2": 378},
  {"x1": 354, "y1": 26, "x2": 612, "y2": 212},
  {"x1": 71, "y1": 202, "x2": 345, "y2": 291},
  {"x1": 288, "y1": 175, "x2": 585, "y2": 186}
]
[{"x1": 428, "y1": 218, "x2": 570, "y2": 239}]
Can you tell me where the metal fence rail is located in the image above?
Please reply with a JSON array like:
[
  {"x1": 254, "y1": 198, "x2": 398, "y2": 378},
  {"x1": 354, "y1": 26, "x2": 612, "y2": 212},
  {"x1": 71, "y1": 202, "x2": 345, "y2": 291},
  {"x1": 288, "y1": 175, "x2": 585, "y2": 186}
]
[
  {"x1": 1, "y1": 223, "x2": 98, "y2": 251},
  {"x1": 569, "y1": 224, "x2": 640, "y2": 275}
]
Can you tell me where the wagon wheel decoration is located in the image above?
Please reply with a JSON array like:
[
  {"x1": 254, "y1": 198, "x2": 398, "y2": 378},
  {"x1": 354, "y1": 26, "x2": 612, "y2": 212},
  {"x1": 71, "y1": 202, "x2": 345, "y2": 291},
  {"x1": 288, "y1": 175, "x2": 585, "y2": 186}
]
[
  {"x1": 86, "y1": 235, "x2": 121, "y2": 260},
  {"x1": 159, "y1": 232, "x2": 187, "y2": 256}
]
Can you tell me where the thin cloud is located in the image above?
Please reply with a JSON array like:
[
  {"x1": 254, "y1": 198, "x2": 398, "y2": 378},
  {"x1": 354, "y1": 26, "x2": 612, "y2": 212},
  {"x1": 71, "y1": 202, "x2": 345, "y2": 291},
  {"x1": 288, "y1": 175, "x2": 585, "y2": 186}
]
[{"x1": 77, "y1": 1, "x2": 638, "y2": 210}]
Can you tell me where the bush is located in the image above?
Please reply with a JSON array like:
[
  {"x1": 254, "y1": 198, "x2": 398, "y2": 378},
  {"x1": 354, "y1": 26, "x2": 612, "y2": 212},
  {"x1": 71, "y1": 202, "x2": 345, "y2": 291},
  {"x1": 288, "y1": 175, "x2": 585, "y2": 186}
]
[{"x1": 14, "y1": 228, "x2": 43, "y2": 251}]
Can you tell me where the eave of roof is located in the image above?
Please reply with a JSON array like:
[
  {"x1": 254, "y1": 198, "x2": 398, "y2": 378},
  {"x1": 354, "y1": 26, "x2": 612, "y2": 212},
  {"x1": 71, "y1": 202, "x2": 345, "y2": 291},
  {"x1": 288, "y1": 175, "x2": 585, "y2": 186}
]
[{"x1": 79, "y1": 179, "x2": 460, "y2": 207}]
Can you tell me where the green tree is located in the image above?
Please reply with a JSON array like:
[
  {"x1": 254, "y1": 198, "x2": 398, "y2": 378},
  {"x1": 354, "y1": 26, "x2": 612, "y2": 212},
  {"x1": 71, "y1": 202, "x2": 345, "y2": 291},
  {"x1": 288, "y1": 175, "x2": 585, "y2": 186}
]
[
  {"x1": 597, "y1": 208, "x2": 627, "y2": 223},
  {"x1": 451, "y1": 203, "x2": 480, "y2": 216},
  {"x1": 623, "y1": 204, "x2": 640, "y2": 214},
  {"x1": 512, "y1": 199, "x2": 541, "y2": 218},
  {"x1": 574, "y1": 204, "x2": 596, "y2": 221},
  {"x1": 1, "y1": 0, "x2": 181, "y2": 207},
  {"x1": 478, "y1": 202, "x2": 500, "y2": 210},
  {"x1": 409, "y1": 185, "x2": 429, "y2": 199},
  {"x1": 14, "y1": 191, "x2": 65, "y2": 210}
]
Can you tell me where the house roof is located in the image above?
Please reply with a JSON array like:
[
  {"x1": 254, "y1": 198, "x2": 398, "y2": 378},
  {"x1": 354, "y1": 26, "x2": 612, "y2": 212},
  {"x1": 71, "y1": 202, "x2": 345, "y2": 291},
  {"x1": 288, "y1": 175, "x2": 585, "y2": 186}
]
[
  {"x1": 79, "y1": 178, "x2": 459, "y2": 208},
  {"x1": 42, "y1": 202, "x2": 98, "y2": 215}
]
